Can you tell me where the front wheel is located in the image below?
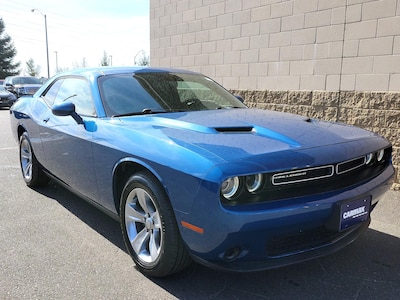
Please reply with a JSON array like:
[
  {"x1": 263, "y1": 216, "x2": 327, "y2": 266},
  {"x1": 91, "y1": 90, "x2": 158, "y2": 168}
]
[
  {"x1": 120, "y1": 171, "x2": 191, "y2": 277},
  {"x1": 19, "y1": 132, "x2": 49, "y2": 187}
]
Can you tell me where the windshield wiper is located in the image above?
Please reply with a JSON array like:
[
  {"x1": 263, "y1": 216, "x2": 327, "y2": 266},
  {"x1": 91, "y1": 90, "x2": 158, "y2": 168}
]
[
  {"x1": 216, "y1": 106, "x2": 244, "y2": 109},
  {"x1": 112, "y1": 108, "x2": 170, "y2": 117},
  {"x1": 62, "y1": 94, "x2": 77, "y2": 102}
]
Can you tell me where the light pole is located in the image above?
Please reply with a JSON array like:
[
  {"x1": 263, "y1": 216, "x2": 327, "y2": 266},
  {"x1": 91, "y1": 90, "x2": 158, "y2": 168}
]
[
  {"x1": 54, "y1": 51, "x2": 58, "y2": 73},
  {"x1": 31, "y1": 9, "x2": 50, "y2": 78}
]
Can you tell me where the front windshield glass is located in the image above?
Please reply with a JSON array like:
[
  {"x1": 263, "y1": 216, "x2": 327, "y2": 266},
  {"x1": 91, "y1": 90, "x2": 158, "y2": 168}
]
[
  {"x1": 12, "y1": 77, "x2": 41, "y2": 85},
  {"x1": 99, "y1": 72, "x2": 246, "y2": 117}
]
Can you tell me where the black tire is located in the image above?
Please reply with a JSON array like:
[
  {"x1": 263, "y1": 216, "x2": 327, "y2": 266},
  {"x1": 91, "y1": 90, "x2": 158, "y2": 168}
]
[
  {"x1": 19, "y1": 132, "x2": 49, "y2": 187},
  {"x1": 120, "y1": 171, "x2": 191, "y2": 277}
]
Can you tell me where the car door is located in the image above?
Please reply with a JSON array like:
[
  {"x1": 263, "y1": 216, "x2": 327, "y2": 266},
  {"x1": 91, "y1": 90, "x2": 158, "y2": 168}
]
[{"x1": 39, "y1": 76, "x2": 99, "y2": 201}]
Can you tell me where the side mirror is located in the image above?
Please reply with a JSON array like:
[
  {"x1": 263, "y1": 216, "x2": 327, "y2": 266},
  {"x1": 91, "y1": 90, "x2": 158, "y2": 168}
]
[
  {"x1": 52, "y1": 102, "x2": 84, "y2": 125},
  {"x1": 5, "y1": 83, "x2": 13, "y2": 91}
]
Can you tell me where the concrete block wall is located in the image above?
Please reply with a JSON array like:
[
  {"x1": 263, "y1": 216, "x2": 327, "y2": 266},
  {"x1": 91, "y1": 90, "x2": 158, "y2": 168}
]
[{"x1": 150, "y1": 0, "x2": 400, "y2": 92}]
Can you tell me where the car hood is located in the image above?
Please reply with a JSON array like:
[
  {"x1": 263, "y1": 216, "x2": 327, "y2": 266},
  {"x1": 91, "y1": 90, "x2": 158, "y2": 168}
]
[
  {"x1": 116, "y1": 109, "x2": 385, "y2": 171},
  {"x1": 0, "y1": 91, "x2": 11, "y2": 96}
]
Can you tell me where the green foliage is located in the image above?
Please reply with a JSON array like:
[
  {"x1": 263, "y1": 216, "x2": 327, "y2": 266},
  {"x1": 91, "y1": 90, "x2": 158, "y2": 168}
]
[
  {"x1": 0, "y1": 18, "x2": 20, "y2": 78},
  {"x1": 100, "y1": 50, "x2": 110, "y2": 66},
  {"x1": 135, "y1": 50, "x2": 150, "y2": 66},
  {"x1": 25, "y1": 58, "x2": 41, "y2": 77},
  {"x1": 73, "y1": 57, "x2": 88, "y2": 69},
  {"x1": 136, "y1": 55, "x2": 150, "y2": 66}
]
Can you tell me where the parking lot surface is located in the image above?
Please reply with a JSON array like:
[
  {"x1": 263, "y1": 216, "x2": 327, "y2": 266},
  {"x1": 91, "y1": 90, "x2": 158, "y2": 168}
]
[{"x1": 1, "y1": 108, "x2": 399, "y2": 299}]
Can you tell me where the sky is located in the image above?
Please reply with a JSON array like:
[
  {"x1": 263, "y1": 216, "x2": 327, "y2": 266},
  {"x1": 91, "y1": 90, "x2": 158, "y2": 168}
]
[{"x1": 1, "y1": 0, "x2": 150, "y2": 78}]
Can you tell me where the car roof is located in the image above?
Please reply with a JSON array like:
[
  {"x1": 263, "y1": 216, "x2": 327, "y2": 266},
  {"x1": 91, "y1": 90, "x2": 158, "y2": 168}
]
[{"x1": 53, "y1": 66, "x2": 200, "y2": 80}]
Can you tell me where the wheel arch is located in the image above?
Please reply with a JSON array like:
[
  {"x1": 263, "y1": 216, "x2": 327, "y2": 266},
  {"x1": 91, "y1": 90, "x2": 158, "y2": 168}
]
[
  {"x1": 112, "y1": 158, "x2": 166, "y2": 215},
  {"x1": 17, "y1": 124, "x2": 27, "y2": 140}
]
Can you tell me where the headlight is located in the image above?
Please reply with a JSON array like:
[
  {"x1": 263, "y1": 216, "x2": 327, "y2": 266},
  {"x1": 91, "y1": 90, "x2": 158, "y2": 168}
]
[
  {"x1": 376, "y1": 149, "x2": 385, "y2": 162},
  {"x1": 365, "y1": 153, "x2": 374, "y2": 165},
  {"x1": 245, "y1": 174, "x2": 263, "y2": 193},
  {"x1": 221, "y1": 177, "x2": 240, "y2": 200},
  {"x1": 365, "y1": 149, "x2": 387, "y2": 166}
]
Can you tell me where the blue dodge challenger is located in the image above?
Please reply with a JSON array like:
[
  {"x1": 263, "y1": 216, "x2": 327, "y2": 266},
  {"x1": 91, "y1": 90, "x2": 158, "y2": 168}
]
[{"x1": 10, "y1": 67, "x2": 394, "y2": 277}]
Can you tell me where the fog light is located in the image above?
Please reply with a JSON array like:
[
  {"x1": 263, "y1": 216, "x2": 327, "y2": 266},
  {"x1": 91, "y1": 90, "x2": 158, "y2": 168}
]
[
  {"x1": 221, "y1": 177, "x2": 240, "y2": 199},
  {"x1": 246, "y1": 174, "x2": 263, "y2": 193},
  {"x1": 223, "y1": 247, "x2": 241, "y2": 261}
]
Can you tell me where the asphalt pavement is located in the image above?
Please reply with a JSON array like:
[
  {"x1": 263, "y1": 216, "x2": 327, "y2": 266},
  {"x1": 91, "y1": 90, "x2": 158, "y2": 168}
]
[{"x1": 1, "y1": 108, "x2": 399, "y2": 299}]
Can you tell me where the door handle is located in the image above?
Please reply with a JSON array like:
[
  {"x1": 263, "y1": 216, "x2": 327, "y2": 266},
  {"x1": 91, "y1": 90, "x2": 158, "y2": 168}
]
[{"x1": 43, "y1": 117, "x2": 50, "y2": 123}]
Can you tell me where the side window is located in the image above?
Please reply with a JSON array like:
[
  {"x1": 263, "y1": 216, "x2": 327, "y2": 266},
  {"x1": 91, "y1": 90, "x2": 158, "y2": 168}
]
[
  {"x1": 54, "y1": 77, "x2": 96, "y2": 117},
  {"x1": 42, "y1": 79, "x2": 64, "y2": 107}
]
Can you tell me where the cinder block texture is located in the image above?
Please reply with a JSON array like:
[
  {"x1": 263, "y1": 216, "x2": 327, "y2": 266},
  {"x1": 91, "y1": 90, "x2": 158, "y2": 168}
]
[{"x1": 151, "y1": 0, "x2": 400, "y2": 92}]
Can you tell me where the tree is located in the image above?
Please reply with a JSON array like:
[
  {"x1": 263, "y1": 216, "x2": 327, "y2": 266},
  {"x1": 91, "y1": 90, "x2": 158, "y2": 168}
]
[
  {"x1": 55, "y1": 66, "x2": 69, "y2": 74},
  {"x1": 136, "y1": 54, "x2": 150, "y2": 66},
  {"x1": 73, "y1": 57, "x2": 87, "y2": 69},
  {"x1": 100, "y1": 51, "x2": 110, "y2": 66},
  {"x1": 134, "y1": 50, "x2": 150, "y2": 66},
  {"x1": 0, "y1": 18, "x2": 20, "y2": 77},
  {"x1": 25, "y1": 58, "x2": 41, "y2": 77}
]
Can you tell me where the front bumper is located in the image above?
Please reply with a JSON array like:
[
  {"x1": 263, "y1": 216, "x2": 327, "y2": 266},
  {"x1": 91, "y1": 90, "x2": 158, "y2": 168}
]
[
  {"x1": 192, "y1": 219, "x2": 370, "y2": 272},
  {"x1": 177, "y1": 165, "x2": 394, "y2": 272}
]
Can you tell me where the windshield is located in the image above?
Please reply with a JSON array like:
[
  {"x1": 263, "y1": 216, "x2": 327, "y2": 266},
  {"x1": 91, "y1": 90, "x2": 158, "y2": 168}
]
[
  {"x1": 12, "y1": 77, "x2": 42, "y2": 85},
  {"x1": 99, "y1": 72, "x2": 246, "y2": 117}
]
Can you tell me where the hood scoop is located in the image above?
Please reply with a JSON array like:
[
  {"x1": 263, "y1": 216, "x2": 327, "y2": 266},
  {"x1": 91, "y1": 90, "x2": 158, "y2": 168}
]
[
  {"x1": 214, "y1": 126, "x2": 254, "y2": 133},
  {"x1": 213, "y1": 125, "x2": 300, "y2": 148}
]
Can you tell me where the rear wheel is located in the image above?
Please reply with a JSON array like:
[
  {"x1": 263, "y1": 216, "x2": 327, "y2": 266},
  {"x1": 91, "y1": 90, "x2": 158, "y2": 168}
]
[
  {"x1": 19, "y1": 132, "x2": 49, "y2": 187},
  {"x1": 120, "y1": 171, "x2": 191, "y2": 277}
]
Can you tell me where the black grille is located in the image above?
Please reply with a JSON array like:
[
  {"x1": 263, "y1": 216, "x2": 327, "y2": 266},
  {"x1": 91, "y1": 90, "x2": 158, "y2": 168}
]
[
  {"x1": 25, "y1": 87, "x2": 39, "y2": 94},
  {"x1": 266, "y1": 221, "x2": 369, "y2": 257},
  {"x1": 267, "y1": 226, "x2": 342, "y2": 257},
  {"x1": 272, "y1": 165, "x2": 334, "y2": 185},
  {"x1": 337, "y1": 157, "x2": 365, "y2": 174}
]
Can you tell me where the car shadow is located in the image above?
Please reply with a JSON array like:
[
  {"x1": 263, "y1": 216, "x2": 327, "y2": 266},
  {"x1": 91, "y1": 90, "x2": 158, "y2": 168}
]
[
  {"x1": 33, "y1": 180, "x2": 125, "y2": 251},
  {"x1": 33, "y1": 180, "x2": 400, "y2": 299},
  {"x1": 152, "y1": 228, "x2": 400, "y2": 299}
]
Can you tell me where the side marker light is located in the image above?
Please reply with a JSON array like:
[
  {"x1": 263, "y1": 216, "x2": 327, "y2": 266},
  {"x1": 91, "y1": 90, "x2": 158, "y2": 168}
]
[{"x1": 181, "y1": 221, "x2": 204, "y2": 234}]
